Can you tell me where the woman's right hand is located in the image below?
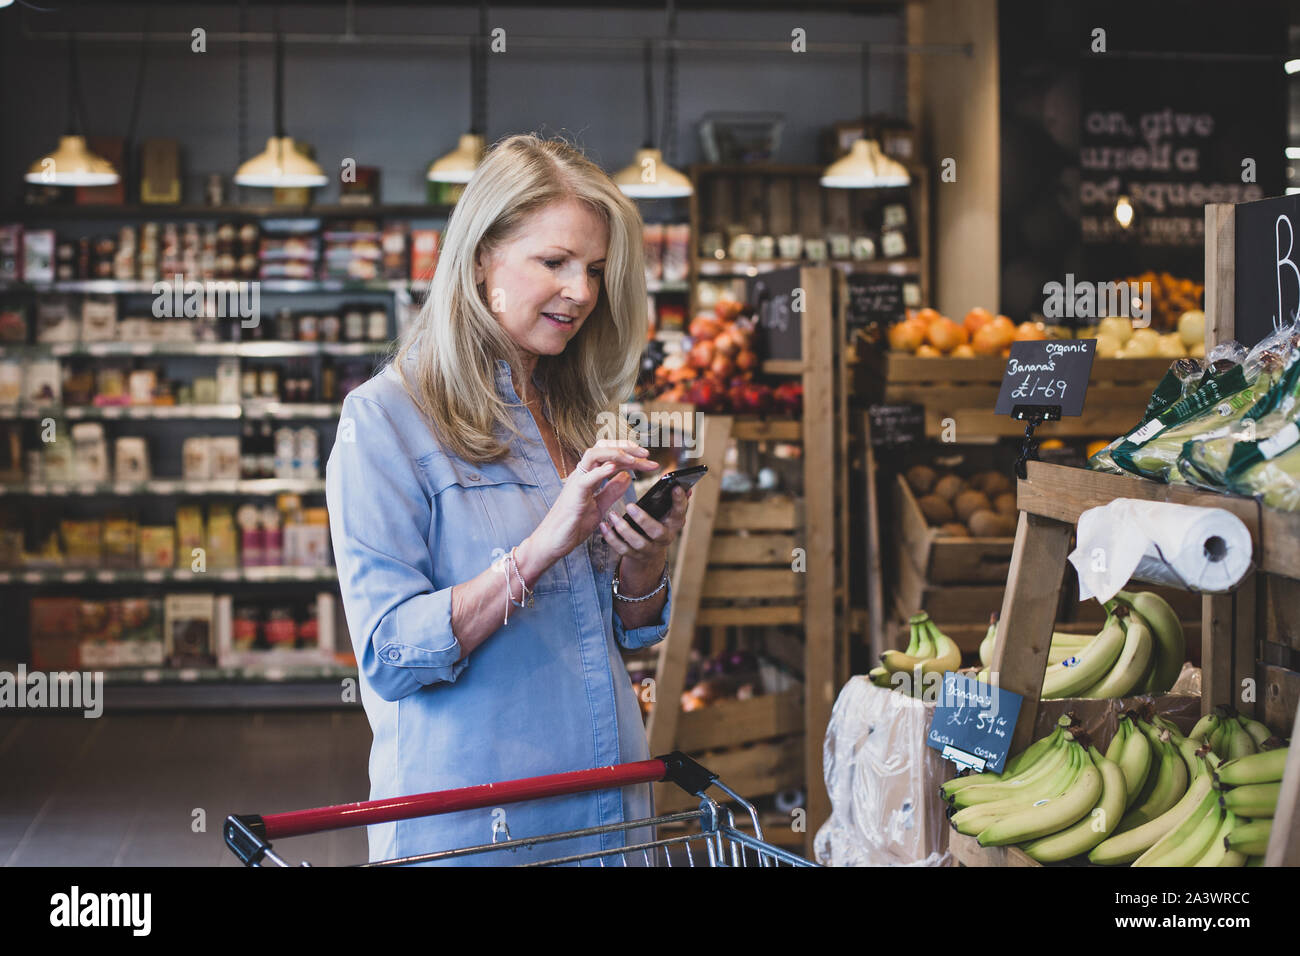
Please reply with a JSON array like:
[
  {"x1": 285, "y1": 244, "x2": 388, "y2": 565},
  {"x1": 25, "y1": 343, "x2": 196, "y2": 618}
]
[{"x1": 525, "y1": 439, "x2": 660, "y2": 568}]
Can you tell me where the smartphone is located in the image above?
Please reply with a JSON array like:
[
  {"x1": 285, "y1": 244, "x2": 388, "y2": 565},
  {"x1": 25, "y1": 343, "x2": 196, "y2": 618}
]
[{"x1": 622, "y1": 465, "x2": 708, "y2": 536}]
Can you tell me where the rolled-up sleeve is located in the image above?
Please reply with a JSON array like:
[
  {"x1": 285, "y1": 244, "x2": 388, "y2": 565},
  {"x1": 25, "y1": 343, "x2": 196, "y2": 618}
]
[
  {"x1": 326, "y1": 393, "x2": 468, "y2": 700},
  {"x1": 611, "y1": 480, "x2": 672, "y2": 650}
]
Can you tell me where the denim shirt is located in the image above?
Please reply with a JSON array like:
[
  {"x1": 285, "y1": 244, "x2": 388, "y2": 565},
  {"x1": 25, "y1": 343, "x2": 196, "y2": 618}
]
[{"x1": 325, "y1": 358, "x2": 670, "y2": 865}]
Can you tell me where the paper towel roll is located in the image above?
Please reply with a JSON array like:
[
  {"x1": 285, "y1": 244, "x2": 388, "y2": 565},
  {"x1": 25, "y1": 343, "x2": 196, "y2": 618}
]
[{"x1": 1069, "y1": 499, "x2": 1253, "y2": 603}]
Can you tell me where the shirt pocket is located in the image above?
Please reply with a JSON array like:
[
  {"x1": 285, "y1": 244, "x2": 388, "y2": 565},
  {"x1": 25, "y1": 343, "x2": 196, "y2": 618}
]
[{"x1": 416, "y1": 452, "x2": 571, "y2": 595}]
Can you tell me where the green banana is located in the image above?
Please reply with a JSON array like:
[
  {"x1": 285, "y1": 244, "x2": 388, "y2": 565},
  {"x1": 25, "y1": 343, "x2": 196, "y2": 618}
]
[
  {"x1": 1175, "y1": 734, "x2": 1210, "y2": 780},
  {"x1": 1225, "y1": 820, "x2": 1272, "y2": 856},
  {"x1": 867, "y1": 666, "x2": 892, "y2": 688},
  {"x1": 1116, "y1": 729, "x2": 1187, "y2": 832},
  {"x1": 1105, "y1": 716, "x2": 1130, "y2": 763},
  {"x1": 1150, "y1": 714, "x2": 1184, "y2": 738},
  {"x1": 881, "y1": 613, "x2": 959, "y2": 675},
  {"x1": 1137, "y1": 798, "x2": 1223, "y2": 867},
  {"x1": 1209, "y1": 721, "x2": 1228, "y2": 757},
  {"x1": 1115, "y1": 590, "x2": 1185, "y2": 694},
  {"x1": 1077, "y1": 610, "x2": 1154, "y2": 699},
  {"x1": 976, "y1": 667, "x2": 991, "y2": 684},
  {"x1": 1216, "y1": 747, "x2": 1289, "y2": 787},
  {"x1": 1225, "y1": 718, "x2": 1258, "y2": 761},
  {"x1": 977, "y1": 747, "x2": 1103, "y2": 846},
  {"x1": 1002, "y1": 719, "x2": 1071, "y2": 777},
  {"x1": 1020, "y1": 747, "x2": 1126, "y2": 862},
  {"x1": 1192, "y1": 811, "x2": 1246, "y2": 867},
  {"x1": 903, "y1": 620, "x2": 922, "y2": 656},
  {"x1": 940, "y1": 721, "x2": 1064, "y2": 798},
  {"x1": 1041, "y1": 615, "x2": 1126, "y2": 699},
  {"x1": 1245, "y1": 855, "x2": 1266, "y2": 866},
  {"x1": 1189, "y1": 712, "x2": 1221, "y2": 742},
  {"x1": 1237, "y1": 715, "x2": 1273, "y2": 749},
  {"x1": 1115, "y1": 717, "x2": 1153, "y2": 809},
  {"x1": 949, "y1": 737, "x2": 1074, "y2": 808},
  {"x1": 978, "y1": 614, "x2": 997, "y2": 669},
  {"x1": 1089, "y1": 768, "x2": 1215, "y2": 865},
  {"x1": 951, "y1": 742, "x2": 1085, "y2": 836},
  {"x1": 1220, "y1": 782, "x2": 1281, "y2": 818}
]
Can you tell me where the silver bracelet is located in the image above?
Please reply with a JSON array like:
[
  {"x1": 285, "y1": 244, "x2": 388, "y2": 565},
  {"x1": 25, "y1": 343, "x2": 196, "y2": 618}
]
[{"x1": 613, "y1": 563, "x2": 669, "y2": 602}]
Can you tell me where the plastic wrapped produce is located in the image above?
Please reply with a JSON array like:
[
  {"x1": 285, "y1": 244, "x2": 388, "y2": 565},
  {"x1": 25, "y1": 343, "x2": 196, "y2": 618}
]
[
  {"x1": 1179, "y1": 347, "x2": 1300, "y2": 490},
  {"x1": 1088, "y1": 361, "x2": 1204, "y2": 475},
  {"x1": 814, "y1": 676, "x2": 953, "y2": 866},
  {"x1": 1225, "y1": 438, "x2": 1300, "y2": 511},
  {"x1": 1111, "y1": 358, "x2": 1283, "y2": 483}
]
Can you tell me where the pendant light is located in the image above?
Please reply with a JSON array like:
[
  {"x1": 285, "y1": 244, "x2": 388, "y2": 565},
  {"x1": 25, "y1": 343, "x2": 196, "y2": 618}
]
[
  {"x1": 428, "y1": 1, "x2": 487, "y2": 183},
  {"x1": 615, "y1": 2, "x2": 691, "y2": 199},
  {"x1": 25, "y1": 32, "x2": 120, "y2": 187},
  {"x1": 614, "y1": 39, "x2": 692, "y2": 198},
  {"x1": 234, "y1": 8, "x2": 327, "y2": 188},
  {"x1": 821, "y1": 43, "x2": 910, "y2": 190}
]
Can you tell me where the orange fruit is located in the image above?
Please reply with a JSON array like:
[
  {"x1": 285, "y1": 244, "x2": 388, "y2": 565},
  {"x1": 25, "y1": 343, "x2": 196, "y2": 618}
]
[{"x1": 963, "y1": 307, "x2": 994, "y2": 339}]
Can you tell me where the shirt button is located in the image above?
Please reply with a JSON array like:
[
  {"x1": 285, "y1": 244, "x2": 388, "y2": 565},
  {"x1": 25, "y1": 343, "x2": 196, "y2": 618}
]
[
  {"x1": 387, "y1": 648, "x2": 401, "y2": 661},
  {"x1": 466, "y1": 473, "x2": 480, "y2": 482}
]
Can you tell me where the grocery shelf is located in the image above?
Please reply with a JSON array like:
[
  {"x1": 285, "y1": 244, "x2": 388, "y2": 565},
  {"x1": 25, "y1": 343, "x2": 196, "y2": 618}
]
[
  {"x1": 646, "y1": 279, "x2": 690, "y2": 293},
  {"x1": 0, "y1": 402, "x2": 342, "y2": 421},
  {"x1": 0, "y1": 566, "x2": 337, "y2": 585},
  {"x1": 0, "y1": 278, "x2": 419, "y2": 294},
  {"x1": 1, "y1": 202, "x2": 455, "y2": 220},
  {"x1": 0, "y1": 341, "x2": 391, "y2": 359},
  {"x1": 695, "y1": 257, "x2": 921, "y2": 278},
  {"x1": 0, "y1": 478, "x2": 324, "y2": 497}
]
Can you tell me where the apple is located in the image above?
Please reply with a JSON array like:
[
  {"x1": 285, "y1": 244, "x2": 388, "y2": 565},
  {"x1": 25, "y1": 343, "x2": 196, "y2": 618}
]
[{"x1": 1098, "y1": 315, "x2": 1134, "y2": 346}]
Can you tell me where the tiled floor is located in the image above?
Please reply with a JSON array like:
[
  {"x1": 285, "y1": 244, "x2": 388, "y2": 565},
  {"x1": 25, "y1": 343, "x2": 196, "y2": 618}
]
[{"x1": 0, "y1": 710, "x2": 373, "y2": 866}]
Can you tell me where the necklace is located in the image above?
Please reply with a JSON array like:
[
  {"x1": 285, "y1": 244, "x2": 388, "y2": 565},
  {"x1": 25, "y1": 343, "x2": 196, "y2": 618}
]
[{"x1": 552, "y1": 420, "x2": 567, "y2": 480}]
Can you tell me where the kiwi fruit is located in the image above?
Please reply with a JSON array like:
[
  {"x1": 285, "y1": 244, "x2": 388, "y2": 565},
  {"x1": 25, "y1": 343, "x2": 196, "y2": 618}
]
[
  {"x1": 917, "y1": 493, "x2": 954, "y2": 524},
  {"x1": 966, "y1": 509, "x2": 1003, "y2": 538},
  {"x1": 906, "y1": 464, "x2": 938, "y2": 496},
  {"x1": 953, "y1": 489, "x2": 992, "y2": 524},
  {"x1": 982, "y1": 472, "x2": 1013, "y2": 497},
  {"x1": 993, "y1": 492, "x2": 1017, "y2": 516},
  {"x1": 938, "y1": 522, "x2": 970, "y2": 538},
  {"x1": 932, "y1": 474, "x2": 965, "y2": 502}
]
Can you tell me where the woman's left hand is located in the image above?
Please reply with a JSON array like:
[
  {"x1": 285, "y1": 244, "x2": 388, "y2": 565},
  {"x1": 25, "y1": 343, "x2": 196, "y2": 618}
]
[{"x1": 600, "y1": 484, "x2": 690, "y2": 577}]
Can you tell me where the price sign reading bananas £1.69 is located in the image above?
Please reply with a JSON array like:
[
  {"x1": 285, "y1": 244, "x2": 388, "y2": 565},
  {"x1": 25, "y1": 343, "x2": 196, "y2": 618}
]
[{"x1": 995, "y1": 339, "x2": 1097, "y2": 420}]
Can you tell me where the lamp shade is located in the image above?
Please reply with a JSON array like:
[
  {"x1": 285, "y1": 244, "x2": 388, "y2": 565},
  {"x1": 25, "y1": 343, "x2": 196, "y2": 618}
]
[
  {"x1": 427, "y1": 133, "x2": 486, "y2": 183},
  {"x1": 234, "y1": 136, "x2": 328, "y2": 188},
  {"x1": 614, "y1": 147, "x2": 693, "y2": 199},
  {"x1": 25, "y1": 135, "x2": 120, "y2": 186},
  {"x1": 820, "y1": 138, "x2": 910, "y2": 189}
]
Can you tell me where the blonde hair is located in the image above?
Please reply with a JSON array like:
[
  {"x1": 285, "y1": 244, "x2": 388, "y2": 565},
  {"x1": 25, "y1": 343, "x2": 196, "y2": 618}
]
[{"x1": 394, "y1": 133, "x2": 647, "y2": 464}]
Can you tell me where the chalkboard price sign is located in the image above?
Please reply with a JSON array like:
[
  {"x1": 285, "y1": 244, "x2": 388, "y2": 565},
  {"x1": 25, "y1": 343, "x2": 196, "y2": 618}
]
[
  {"x1": 995, "y1": 339, "x2": 1097, "y2": 418},
  {"x1": 868, "y1": 402, "x2": 925, "y2": 448},
  {"x1": 1233, "y1": 193, "x2": 1300, "y2": 350},
  {"x1": 846, "y1": 273, "x2": 906, "y2": 337},
  {"x1": 927, "y1": 673, "x2": 1024, "y2": 773},
  {"x1": 747, "y1": 266, "x2": 802, "y2": 363}
]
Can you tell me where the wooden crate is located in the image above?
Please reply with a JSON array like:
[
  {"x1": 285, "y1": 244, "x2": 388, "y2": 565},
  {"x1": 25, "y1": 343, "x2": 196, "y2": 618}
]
[
  {"x1": 860, "y1": 352, "x2": 1171, "y2": 440},
  {"x1": 653, "y1": 690, "x2": 805, "y2": 813},
  {"x1": 892, "y1": 474, "x2": 1014, "y2": 584}
]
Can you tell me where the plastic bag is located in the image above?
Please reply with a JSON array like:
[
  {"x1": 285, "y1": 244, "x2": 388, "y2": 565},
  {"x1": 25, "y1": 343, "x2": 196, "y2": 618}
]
[
  {"x1": 1178, "y1": 346, "x2": 1300, "y2": 490},
  {"x1": 814, "y1": 677, "x2": 953, "y2": 867}
]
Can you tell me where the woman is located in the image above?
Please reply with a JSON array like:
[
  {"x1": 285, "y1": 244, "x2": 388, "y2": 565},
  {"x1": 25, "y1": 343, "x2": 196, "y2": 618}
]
[{"x1": 326, "y1": 133, "x2": 690, "y2": 865}]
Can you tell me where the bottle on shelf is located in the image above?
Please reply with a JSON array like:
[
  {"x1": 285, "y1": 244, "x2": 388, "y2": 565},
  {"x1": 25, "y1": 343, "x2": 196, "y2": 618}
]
[
  {"x1": 240, "y1": 421, "x2": 258, "y2": 479},
  {"x1": 257, "y1": 420, "x2": 275, "y2": 479}
]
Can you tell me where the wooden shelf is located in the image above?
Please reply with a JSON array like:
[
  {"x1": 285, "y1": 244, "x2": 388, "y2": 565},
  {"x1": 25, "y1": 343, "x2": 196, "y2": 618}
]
[
  {"x1": 3, "y1": 203, "x2": 454, "y2": 220},
  {"x1": 948, "y1": 831, "x2": 1042, "y2": 867}
]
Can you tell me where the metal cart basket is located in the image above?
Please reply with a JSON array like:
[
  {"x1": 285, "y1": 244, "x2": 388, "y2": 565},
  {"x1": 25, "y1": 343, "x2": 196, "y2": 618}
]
[{"x1": 225, "y1": 751, "x2": 817, "y2": 867}]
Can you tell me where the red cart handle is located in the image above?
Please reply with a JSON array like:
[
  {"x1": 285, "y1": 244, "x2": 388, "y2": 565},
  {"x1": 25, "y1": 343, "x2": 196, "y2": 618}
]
[{"x1": 232, "y1": 751, "x2": 717, "y2": 844}]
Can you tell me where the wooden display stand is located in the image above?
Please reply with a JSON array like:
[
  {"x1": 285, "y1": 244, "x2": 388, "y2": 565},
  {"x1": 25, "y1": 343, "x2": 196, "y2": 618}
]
[
  {"x1": 646, "y1": 266, "x2": 846, "y2": 858},
  {"x1": 861, "y1": 353, "x2": 1175, "y2": 442},
  {"x1": 955, "y1": 201, "x2": 1300, "y2": 866}
]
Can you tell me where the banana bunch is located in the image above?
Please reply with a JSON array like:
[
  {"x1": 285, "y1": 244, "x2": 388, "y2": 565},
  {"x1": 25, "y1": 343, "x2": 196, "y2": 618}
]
[
  {"x1": 868, "y1": 612, "x2": 961, "y2": 694},
  {"x1": 1213, "y1": 745, "x2": 1290, "y2": 865},
  {"x1": 1189, "y1": 706, "x2": 1281, "y2": 760},
  {"x1": 939, "y1": 715, "x2": 1121, "y2": 857},
  {"x1": 1040, "y1": 590, "x2": 1185, "y2": 700}
]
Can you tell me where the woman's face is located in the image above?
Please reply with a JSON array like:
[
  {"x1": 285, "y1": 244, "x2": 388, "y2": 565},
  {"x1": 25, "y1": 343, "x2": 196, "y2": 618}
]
[{"x1": 474, "y1": 197, "x2": 610, "y2": 363}]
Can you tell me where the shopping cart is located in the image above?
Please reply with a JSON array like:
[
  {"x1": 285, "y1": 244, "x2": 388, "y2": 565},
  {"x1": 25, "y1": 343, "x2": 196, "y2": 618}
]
[{"x1": 224, "y1": 750, "x2": 818, "y2": 867}]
